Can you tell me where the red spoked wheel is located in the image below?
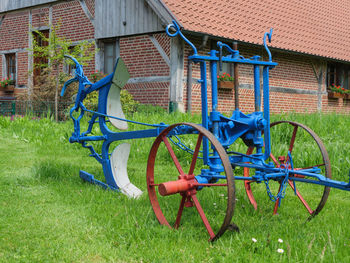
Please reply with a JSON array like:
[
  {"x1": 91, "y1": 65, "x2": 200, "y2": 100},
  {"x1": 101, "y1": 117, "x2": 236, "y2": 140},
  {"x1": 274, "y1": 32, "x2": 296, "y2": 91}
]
[
  {"x1": 147, "y1": 123, "x2": 236, "y2": 241},
  {"x1": 244, "y1": 121, "x2": 331, "y2": 219}
]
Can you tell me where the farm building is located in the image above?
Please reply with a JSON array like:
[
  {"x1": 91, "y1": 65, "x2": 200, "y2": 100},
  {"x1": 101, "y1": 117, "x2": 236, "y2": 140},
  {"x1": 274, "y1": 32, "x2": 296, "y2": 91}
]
[{"x1": 0, "y1": 0, "x2": 350, "y2": 114}]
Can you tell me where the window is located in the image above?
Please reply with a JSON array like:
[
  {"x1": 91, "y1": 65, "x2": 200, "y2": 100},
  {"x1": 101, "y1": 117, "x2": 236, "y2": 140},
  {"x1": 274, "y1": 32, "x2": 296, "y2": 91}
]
[
  {"x1": 33, "y1": 30, "x2": 49, "y2": 84},
  {"x1": 6, "y1": 53, "x2": 16, "y2": 84},
  {"x1": 214, "y1": 41, "x2": 234, "y2": 81},
  {"x1": 104, "y1": 42, "x2": 116, "y2": 75},
  {"x1": 103, "y1": 39, "x2": 119, "y2": 75},
  {"x1": 327, "y1": 62, "x2": 350, "y2": 89},
  {"x1": 219, "y1": 62, "x2": 233, "y2": 77}
]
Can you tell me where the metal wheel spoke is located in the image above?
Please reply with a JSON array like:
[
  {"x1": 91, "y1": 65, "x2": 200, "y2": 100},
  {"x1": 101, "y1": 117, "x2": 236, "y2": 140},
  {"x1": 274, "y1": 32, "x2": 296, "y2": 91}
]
[
  {"x1": 270, "y1": 153, "x2": 279, "y2": 166},
  {"x1": 188, "y1": 133, "x2": 203, "y2": 175},
  {"x1": 162, "y1": 136, "x2": 185, "y2": 176},
  {"x1": 148, "y1": 183, "x2": 160, "y2": 186},
  {"x1": 191, "y1": 194, "x2": 215, "y2": 239},
  {"x1": 288, "y1": 125, "x2": 298, "y2": 154},
  {"x1": 294, "y1": 163, "x2": 325, "y2": 170},
  {"x1": 196, "y1": 183, "x2": 227, "y2": 187},
  {"x1": 174, "y1": 195, "x2": 186, "y2": 229},
  {"x1": 273, "y1": 183, "x2": 282, "y2": 215},
  {"x1": 244, "y1": 121, "x2": 331, "y2": 219},
  {"x1": 288, "y1": 180, "x2": 313, "y2": 214},
  {"x1": 147, "y1": 122, "x2": 235, "y2": 241}
]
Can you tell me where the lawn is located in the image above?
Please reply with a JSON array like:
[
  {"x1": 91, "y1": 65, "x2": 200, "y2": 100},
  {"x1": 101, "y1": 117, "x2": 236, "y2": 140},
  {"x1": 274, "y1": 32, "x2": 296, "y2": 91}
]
[{"x1": 1, "y1": 110, "x2": 350, "y2": 262}]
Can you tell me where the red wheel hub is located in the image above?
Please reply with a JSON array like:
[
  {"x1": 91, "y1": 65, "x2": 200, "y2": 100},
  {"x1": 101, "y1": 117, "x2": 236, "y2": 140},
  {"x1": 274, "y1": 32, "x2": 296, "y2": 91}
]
[{"x1": 158, "y1": 175, "x2": 197, "y2": 196}]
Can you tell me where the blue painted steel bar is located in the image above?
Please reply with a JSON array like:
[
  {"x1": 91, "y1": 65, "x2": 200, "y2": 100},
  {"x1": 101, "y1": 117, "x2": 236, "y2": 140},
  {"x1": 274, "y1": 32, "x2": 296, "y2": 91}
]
[
  {"x1": 80, "y1": 170, "x2": 118, "y2": 190},
  {"x1": 166, "y1": 20, "x2": 198, "y2": 55},
  {"x1": 289, "y1": 177, "x2": 350, "y2": 191},
  {"x1": 106, "y1": 128, "x2": 164, "y2": 142},
  {"x1": 263, "y1": 66, "x2": 271, "y2": 161},
  {"x1": 210, "y1": 50, "x2": 218, "y2": 112},
  {"x1": 85, "y1": 74, "x2": 113, "y2": 94},
  {"x1": 70, "y1": 135, "x2": 106, "y2": 143},
  {"x1": 209, "y1": 49, "x2": 220, "y2": 175},
  {"x1": 263, "y1": 29, "x2": 273, "y2": 62},
  {"x1": 199, "y1": 61, "x2": 209, "y2": 165},
  {"x1": 217, "y1": 41, "x2": 238, "y2": 57},
  {"x1": 188, "y1": 55, "x2": 277, "y2": 66},
  {"x1": 253, "y1": 59, "x2": 261, "y2": 111}
]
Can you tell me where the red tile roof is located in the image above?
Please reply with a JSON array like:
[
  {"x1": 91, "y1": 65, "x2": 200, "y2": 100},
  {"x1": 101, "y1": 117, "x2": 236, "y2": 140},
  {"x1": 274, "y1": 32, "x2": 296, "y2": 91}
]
[{"x1": 162, "y1": 0, "x2": 350, "y2": 62}]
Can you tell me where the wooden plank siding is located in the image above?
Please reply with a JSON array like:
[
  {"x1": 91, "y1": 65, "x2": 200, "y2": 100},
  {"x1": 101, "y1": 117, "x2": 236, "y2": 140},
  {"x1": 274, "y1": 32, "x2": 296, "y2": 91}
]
[
  {"x1": 95, "y1": 0, "x2": 164, "y2": 39},
  {"x1": 0, "y1": 0, "x2": 58, "y2": 13}
]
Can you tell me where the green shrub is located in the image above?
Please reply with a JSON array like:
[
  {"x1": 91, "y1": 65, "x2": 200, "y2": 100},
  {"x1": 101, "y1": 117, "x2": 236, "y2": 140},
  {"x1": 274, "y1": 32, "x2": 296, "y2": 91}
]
[{"x1": 85, "y1": 71, "x2": 139, "y2": 114}]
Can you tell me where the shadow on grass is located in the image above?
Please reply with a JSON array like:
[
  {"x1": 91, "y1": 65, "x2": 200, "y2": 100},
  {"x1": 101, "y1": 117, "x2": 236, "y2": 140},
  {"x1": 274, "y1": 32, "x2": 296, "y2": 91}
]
[{"x1": 32, "y1": 160, "x2": 82, "y2": 183}]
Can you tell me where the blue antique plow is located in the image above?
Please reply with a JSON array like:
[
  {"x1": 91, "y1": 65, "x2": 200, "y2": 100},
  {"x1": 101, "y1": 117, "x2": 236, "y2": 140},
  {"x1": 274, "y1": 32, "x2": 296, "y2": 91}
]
[{"x1": 62, "y1": 21, "x2": 350, "y2": 241}]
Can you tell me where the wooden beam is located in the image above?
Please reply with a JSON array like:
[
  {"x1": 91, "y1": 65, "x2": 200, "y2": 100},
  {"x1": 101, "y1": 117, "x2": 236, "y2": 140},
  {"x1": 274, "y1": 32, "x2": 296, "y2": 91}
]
[
  {"x1": 170, "y1": 36, "x2": 184, "y2": 112},
  {"x1": 27, "y1": 9, "x2": 33, "y2": 96},
  {"x1": 78, "y1": 0, "x2": 94, "y2": 25},
  {"x1": 128, "y1": 76, "x2": 170, "y2": 83},
  {"x1": 145, "y1": 0, "x2": 180, "y2": 27},
  {"x1": 309, "y1": 59, "x2": 325, "y2": 112},
  {"x1": 149, "y1": 35, "x2": 170, "y2": 66}
]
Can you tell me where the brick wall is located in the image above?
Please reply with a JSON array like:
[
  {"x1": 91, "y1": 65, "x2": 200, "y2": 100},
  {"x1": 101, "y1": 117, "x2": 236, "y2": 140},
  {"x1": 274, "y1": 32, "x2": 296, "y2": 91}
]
[
  {"x1": 17, "y1": 52, "x2": 28, "y2": 86},
  {"x1": 32, "y1": 7, "x2": 49, "y2": 28},
  {"x1": 0, "y1": 0, "x2": 95, "y2": 94},
  {"x1": 126, "y1": 82, "x2": 169, "y2": 108},
  {"x1": 120, "y1": 33, "x2": 170, "y2": 106},
  {"x1": 0, "y1": 11, "x2": 28, "y2": 52}
]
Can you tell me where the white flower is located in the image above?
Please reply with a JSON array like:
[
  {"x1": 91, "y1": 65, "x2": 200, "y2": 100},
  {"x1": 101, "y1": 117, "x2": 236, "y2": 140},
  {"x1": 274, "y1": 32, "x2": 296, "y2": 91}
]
[
  {"x1": 252, "y1": 238, "x2": 257, "y2": 243},
  {"x1": 278, "y1": 238, "x2": 283, "y2": 243},
  {"x1": 213, "y1": 203, "x2": 217, "y2": 206},
  {"x1": 277, "y1": 248, "x2": 284, "y2": 253},
  {"x1": 220, "y1": 194, "x2": 224, "y2": 197}
]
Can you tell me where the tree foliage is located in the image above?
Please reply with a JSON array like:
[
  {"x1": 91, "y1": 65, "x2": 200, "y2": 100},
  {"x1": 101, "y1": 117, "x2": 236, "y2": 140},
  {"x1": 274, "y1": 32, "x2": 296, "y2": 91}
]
[{"x1": 28, "y1": 23, "x2": 95, "y2": 121}]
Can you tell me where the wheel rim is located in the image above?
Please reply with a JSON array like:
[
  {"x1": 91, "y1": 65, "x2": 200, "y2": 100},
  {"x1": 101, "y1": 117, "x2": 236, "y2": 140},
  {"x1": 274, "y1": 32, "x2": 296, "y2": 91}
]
[
  {"x1": 244, "y1": 121, "x2": 331, "y2": 219},
  {"x1": 147, "y1": 123, "x2": 236, "y2": 241}
]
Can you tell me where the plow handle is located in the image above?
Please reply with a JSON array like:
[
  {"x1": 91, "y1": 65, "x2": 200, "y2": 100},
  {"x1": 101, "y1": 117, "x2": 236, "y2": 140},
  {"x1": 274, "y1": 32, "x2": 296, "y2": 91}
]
[{"x1": 60, "y1": 55, "x2": 92, "y2": 109}]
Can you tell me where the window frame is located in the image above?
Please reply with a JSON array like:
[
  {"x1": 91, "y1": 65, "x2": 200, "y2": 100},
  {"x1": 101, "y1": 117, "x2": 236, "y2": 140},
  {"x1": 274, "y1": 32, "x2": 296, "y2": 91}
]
[
  {"x1": 33, "y1": 29, "x2": 50, "y2": 85},
  {"x1": 5, "y1": 53, "x2": 16, "y2": 85},
  {"x1": 327, "y1": 62, "x2": 350, "y2": 90},
  {"x1": 102, "y1": 38, "x2": 119, "y2": 75}
]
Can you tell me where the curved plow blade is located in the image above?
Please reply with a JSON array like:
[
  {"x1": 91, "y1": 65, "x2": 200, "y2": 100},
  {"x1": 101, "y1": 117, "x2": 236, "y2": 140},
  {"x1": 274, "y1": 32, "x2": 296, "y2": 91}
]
[
  {"x1": 107, "y1": 58, "x2": 130, "y2": 130},
  {"x1": 110, "y1": 143, "x2": 143, "y2": 198}
]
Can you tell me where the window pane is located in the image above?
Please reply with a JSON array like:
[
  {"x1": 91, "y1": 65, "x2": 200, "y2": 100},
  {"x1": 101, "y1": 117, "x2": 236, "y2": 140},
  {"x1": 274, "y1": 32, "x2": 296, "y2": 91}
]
[
  {"x1": 104, "y1": 43, "x2": 115, "y2": 75},
  {"x1": 6, "y1": 53, "x2": 16, "y2": 83}
]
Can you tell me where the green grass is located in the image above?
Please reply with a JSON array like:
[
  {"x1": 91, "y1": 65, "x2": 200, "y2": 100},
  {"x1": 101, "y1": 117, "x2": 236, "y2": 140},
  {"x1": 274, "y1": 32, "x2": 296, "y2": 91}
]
[{"x1": 1, "y1": 111, "x2": 350, "y2": 262}]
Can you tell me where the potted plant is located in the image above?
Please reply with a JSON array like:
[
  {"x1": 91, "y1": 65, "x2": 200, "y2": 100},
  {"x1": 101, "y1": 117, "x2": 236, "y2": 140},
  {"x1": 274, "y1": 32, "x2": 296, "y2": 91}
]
[
  {"x1": 217, "y1": 72, "x2": 234, "y2": 89},
  {"x1": 0, "y1": 78, "x2": 15, "y2": 92},
  {"x1": 328, "y1": 84, "x2": 345, "y2": 99}
]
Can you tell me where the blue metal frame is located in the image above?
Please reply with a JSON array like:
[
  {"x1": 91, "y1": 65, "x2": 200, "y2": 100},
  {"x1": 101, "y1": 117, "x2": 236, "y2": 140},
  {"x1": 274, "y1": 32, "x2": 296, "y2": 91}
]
[{"x1": 62, "y1": 21, "x2": 350, "y2": 198}]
